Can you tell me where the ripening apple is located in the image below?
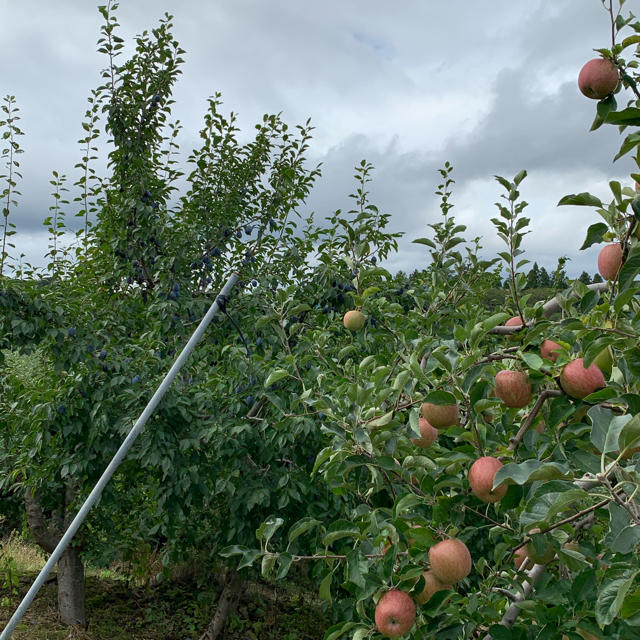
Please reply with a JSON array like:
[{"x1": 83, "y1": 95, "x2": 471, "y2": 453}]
[
  {"x1": 421, "y1": 402, "x2": 459, "y2": 429},
  {"x1": 597, "y1": 243, "x2": 623, "y2": 281},
  {"x1": 540, "y1": 339, "x2": 562, "y2": 363},
  {"x1": 429, "y1": 538, "x2": 472, "y2": 584},
  {"x1": 374, "y1": 590, "x2": 416, "y2": 638},
  {"x1": 593, "y1": 346, "x2": 613, "y2": 378},
  {"x1": 343, "y1": 309, "x2": 365, "y2": 330},
  {"x1": 514, "y1": 546, "x2": 528, "y2": 570},
  {"x1": 525, "y1": 529, "x2": 556, "y2": 565},
  {"x1": 468, "y1": 456, "x2": 507, "y2": 503},
  {"x1": 411, "y1": 417, "x2": 438, "y2": 448},
  {"x1": 494, "y1": 370, "x2": 532, "y2": 408},
  {"x1": 559, "y1": 358, "x2": 606, "y2": 399},
  {"x1": 578, "y1": 58, "x2": 619, "y2": 99},
  {"x1": 415, "y1": 570, "x2": 451, "y2": 605},
  {"x1": 505, "y1": 315, "x2": 524, "y2": 341}
]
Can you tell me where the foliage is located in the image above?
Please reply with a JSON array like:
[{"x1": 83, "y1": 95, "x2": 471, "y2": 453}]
[{"x1": 1, "y1": 1, "x2": 640, "y2": 639}]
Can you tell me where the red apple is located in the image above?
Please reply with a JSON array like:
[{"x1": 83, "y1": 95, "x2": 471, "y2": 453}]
[
  {"x1": 415, "y1": 570, "x2": 450, "y2": 605},
  {"x1": 540, "y1": 339, "x2": 562, "y2": 363},
  {"x1": 514, "y1": 546, "x2": 528, "y2": 570},
  {"x1": 578, "y1": 58, "x2": 619, "y2": 99},
  {"x1": 494, "y1": 370, "x2": 532, "y2": 408},
  {"x1": 421, "y1": 402, "x2": 459, "y2": 429},
  {"x1": 411, "y1": 417, "x2": 438, "y2": 448},
  {"x1": 429, "y1": 538, "x2": 472, "y2": 584},
  {"x1": 506, "y1": 316, "x2": 523, "y2": 327},
  {"x1": 374, "y1": 590, "x2": 416, "y2": 638},
  {"x1": 597, "y1": 243, "x2": 623, "y2": 281},
  {"x1": 468, "y1": 456, "x2": 507, "y2": 503},
  {"x1": 560, "y1": 358, "x2": 606, "y2": 399}
]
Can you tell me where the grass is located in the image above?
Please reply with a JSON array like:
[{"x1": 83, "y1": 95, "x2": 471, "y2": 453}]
[{"x1": 0, "y1": 534, "x2": 328, "y2": 639}]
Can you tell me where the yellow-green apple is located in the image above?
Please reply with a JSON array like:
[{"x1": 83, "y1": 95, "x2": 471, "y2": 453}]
[
  {"x1": 578, "y1": 58, "x2": 619, "y2": 99},
  {"x1": 525, "y1": 529, "x2": 556, "y2": 565},
  {"x1": 494, "y1": 370, "x2": 532, "y2": 408},
  {"x1": 597, "y1": 243, "x2": 623, "y2": 281},
  {"x1": 374, "y1": 590, "x2": 416, "y2": 638},
  {"x1": 540, "y1": 339, "x2": 562, "y2": 363},
  {"x1": 411, "y1": 417, "x2": 438, "y2": 448},
  {"x1": 415, "y1": 570, "x2": 451, "y2": 605},
  {"x1": 343, "y1": 309, "x2": 365, "y2": 330},
  {"x1": 468, "y1": 456, "x2": 507, "y2": 503},
  {"x1": 560, "y1": 358, "x2": 606, "y2": 399},
  {"x1": 421, "y1": 402, "x2": 459, "y2": 429},
  {"x1": 429, "y1": 538, "x2": 472, "y2": 584},
  {"x1": 593, "y1": 346, "x2": 613, "y2": 378}
]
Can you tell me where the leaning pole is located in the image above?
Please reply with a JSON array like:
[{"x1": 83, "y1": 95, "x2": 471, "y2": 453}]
[{"x1": 0, "y1": 271, "x2": 240, "y2": 640}]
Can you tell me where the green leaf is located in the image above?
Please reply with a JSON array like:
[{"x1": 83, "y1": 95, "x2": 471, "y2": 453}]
[
  {"x1": 422, "y1": 390, "x2": 456, "y2": 405},
  {"x1": 580, "y1": 223, "x2": 608, "y2": 250},
  {"x1": 618, "y1": 244, "x2": 640, "y2": 292},
  {"x1": 558, "y1": 193, "x2": 603, "y2": 207},
  {"x1": 367, "y1": 410, "x2": 394, "y2": 428},
  {"x1": 596, "y1": 572, "x2": 640, "y2": 626},
  {"x1": 520, "y1": 352, "x2": 543, "y2": 371},
  {"x1": 265, "y1": 369, "x2": 289, "y2": 388},
  {"x1": 256, "y1": 516, "x2": 284, "y2": 544},
  {"x1": 288, "y1": 517, "x2": 322, "y2": 545},
  {"x1": 261, "y1": 553, "x2": 277, "y2": 577},
  {"x1": 493, "y1": 460, "x2": 572, "y2": 488},
  {"x1": 323, "y1": 527, "x2": 361, "y2": 546},
  {"x1": 605, "y1": 107, "x2": 640, "y2": 127},
  {"x1": 412, "y1": 237, "x2": 436, "y2": 248},
  {"x1": 319, "y1": 572, "x2": 333, "y2": 603}
]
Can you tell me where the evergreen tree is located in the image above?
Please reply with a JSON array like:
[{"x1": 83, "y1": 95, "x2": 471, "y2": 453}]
[
  {"x1": 578, "y1": 271, "x2": 591, "y2": 285},
  {"x1": 526, "y1": 262, "x2": 540, "y2": 288},
  {"x1": 593, "y1": 273, "x2": 604, "y2": 283},
  {"x1": 538, "y1": 267, "x2": 551, "y2": 287}
]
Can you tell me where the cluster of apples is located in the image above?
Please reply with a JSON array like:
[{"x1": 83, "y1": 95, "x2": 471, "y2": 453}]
[{"x1": 374, "y1": 538, "x2": 472, "y2": 638}]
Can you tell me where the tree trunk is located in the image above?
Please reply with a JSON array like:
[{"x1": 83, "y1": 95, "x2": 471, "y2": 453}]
[
  {"x1": 199, "y1": 568, "x2": 243, "y2": 640},
  {"x1": 23, "y1": 486, "x2": 86, "y2": 627},
  {"x1": 57, "y1": 545, "x2": 86, "y2": 627}
]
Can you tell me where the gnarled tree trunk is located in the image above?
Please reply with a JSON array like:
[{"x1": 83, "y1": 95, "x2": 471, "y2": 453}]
[{"x1": 23, "y1": 486, "x2": 86, "y2": 627}]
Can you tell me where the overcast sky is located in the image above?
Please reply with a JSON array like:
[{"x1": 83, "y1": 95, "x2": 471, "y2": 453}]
[{"x1": 0, "y1": 0, "x2": 635, "y2": 278}]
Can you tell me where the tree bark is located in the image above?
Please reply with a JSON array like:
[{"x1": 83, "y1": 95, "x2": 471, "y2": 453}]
[
  {"x1": 23, "y1": 486, "x2": 86, "y2": 627},
  {"x1": 199, "y1": 568, "x2": 243, "y2": 640},
  {"x1": 57, "y1": 545, "x2": 86, "y2": 626}
]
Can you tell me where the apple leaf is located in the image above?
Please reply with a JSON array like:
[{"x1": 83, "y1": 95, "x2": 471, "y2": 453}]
[
  {"x1": 558, "y1": 193, "x2": 603, "y2": 208},
  {"x1": 604, "y1": 107, "x2": 640, "y2": 127},
  {"x1": 422, "y1": 390, "x2": 457, "y2": 405},
  {"x1": 596, "y1": 572, "x2": 640, "y2": 627},
  {"x1": 580, "y1": 222, "x2": 608, "y2": 250},
  {"x1": 621, "y1": 590, "x2": 640, "y2": 625},
  {"x1": 603, "y1": 414, "x2": 633, "y2": 455},
  {"x1": 520, "y1": 485, "x2": 587, "y2": 529},
  {"x1": 493, "y1": 460, "x2": 572, "y2": 488},
  {"x1": 367, "y1": 410, "x2": 394, "y2": 428},
  {"x1": 617, "y1": 244, "x2": 640, "y2": 293}
]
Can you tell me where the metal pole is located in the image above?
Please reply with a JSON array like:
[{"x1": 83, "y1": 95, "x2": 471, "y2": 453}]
[{"x1": 1, "y1": 271, "x2": 239, "y2": 639}]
